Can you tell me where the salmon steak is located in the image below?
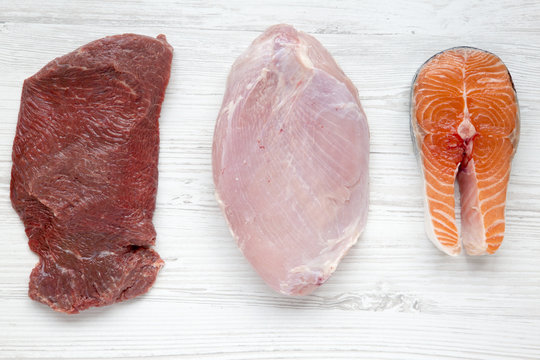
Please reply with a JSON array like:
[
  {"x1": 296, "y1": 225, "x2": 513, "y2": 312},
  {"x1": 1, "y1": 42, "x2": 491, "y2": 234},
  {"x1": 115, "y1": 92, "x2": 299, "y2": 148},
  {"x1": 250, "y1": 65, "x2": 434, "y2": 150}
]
[
  {"x1": 213, "y1": 24, "x2": 369, "y2": 295},
  {"x1": 411, "y1": 47, "x2": 519, "y2": 256}
]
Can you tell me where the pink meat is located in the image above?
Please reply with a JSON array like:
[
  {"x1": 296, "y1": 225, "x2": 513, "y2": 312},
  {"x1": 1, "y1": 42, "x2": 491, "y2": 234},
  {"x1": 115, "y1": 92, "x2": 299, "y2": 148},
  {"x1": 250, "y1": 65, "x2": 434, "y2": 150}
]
[{"x1": 212, "y1": 24, "x2": 369, "y2": 295}]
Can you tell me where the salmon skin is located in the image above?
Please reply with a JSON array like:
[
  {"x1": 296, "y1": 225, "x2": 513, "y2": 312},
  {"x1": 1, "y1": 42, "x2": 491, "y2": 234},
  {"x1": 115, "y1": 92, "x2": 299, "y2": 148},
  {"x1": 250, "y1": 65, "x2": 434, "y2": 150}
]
[{"x1": 411, "y1": 47, "x2": 519, "y2": 256}]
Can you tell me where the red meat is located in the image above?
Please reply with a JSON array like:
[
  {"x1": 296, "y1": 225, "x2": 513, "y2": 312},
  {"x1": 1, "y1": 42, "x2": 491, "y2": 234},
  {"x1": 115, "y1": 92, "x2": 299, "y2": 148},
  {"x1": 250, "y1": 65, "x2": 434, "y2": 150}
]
[{"x1": 10, "y1": 34, "x2": 173, "y2": 313}]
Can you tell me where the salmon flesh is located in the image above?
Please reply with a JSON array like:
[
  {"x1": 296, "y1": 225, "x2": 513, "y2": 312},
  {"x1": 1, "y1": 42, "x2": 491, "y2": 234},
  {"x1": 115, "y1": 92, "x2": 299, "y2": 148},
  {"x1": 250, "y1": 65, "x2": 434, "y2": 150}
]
[{"x1": 411, "y1": 47, "x2": 519, "y2": 256}]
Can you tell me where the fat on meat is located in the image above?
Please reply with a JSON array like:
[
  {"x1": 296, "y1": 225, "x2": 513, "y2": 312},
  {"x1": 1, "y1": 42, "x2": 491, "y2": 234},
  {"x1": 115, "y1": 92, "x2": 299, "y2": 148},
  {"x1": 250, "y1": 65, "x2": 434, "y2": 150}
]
[{"x1": 212, "y1": 24, "x2": 369, "y2": 295}]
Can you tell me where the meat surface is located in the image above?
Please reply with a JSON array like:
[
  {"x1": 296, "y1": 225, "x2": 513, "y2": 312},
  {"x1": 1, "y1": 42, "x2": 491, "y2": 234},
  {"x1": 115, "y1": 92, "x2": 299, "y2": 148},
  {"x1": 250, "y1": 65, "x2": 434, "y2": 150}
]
[
  {"x1": 10, "y1": 34, "x2": 173, "y2": 313},
  {"x1": 213, "y1": 24, "x2": 369, "y2": 295},
  {"x1": 411, "y1": 47, "x2": 519, "y2": 255}
]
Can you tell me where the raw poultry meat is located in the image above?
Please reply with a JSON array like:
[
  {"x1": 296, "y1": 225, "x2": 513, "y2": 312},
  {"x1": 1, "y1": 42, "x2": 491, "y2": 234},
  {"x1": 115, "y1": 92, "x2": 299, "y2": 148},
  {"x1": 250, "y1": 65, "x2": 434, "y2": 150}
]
[{"x1": 213, "y1": 24, "x2": 369, "y2": 295}]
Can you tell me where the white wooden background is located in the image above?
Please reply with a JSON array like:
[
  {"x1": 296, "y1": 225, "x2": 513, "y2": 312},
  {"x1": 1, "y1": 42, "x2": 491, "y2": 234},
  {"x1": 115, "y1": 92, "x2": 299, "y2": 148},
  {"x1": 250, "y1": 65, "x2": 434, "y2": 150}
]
[{"x1": 1, "y1": 1, "x2": 539, "y2": 359}]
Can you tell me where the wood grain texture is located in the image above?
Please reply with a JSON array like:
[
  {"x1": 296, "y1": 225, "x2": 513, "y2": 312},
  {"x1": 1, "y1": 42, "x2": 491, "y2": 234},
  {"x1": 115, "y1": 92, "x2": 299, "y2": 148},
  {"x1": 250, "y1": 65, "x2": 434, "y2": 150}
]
[{"x1": 1, "y1": 0, "x2": 539, "y2": 359}]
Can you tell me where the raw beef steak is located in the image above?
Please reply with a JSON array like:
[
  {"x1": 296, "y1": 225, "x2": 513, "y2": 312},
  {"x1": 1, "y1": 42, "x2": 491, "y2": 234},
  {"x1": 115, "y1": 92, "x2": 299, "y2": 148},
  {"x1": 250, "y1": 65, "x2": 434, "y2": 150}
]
[
  {"x1": 10, "y1": 34, "x2": 173, "y2": 313},
  {"x1": 213, "y1": 25, "x2": 369, "y2": 295}
]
